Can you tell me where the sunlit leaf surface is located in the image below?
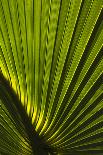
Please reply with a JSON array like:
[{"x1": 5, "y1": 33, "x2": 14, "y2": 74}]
[{"x1": 0, "y1": 0, "x2": 103, "y2": 154}]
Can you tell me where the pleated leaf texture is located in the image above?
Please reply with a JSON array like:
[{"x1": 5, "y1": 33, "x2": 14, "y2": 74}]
[{"x1": 0, "y1": 0, "x2": 103, "y2": 154}]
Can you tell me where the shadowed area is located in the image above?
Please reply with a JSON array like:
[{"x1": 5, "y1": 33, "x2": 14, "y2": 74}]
[{"x1": 0, "y1": 72, "x2": 55, "y2": 155}]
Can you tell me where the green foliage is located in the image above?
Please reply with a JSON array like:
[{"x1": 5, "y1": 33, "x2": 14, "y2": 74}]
[{"x1": 0, "y1": 0, "x2": 103, "y2": 154}]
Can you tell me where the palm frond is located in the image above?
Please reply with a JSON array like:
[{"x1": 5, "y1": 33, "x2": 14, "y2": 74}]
[{"x1": 0, "y1": 0, "x2": 103, "y2": 154}]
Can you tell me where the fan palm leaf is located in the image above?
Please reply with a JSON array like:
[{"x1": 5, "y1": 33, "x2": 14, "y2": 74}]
[{"x1": 0, "y1": 0, "x2": 103, "y2": 154}]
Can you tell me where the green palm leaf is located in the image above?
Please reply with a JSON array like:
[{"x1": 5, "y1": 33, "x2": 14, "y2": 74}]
[{"x1": 0, "y1": 0, "x2": 103, "y2": 154}]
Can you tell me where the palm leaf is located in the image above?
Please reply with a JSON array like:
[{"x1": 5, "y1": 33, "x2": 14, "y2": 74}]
[{"x1": 0, "y1": 0, "x2": 103, "y2": 154}]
